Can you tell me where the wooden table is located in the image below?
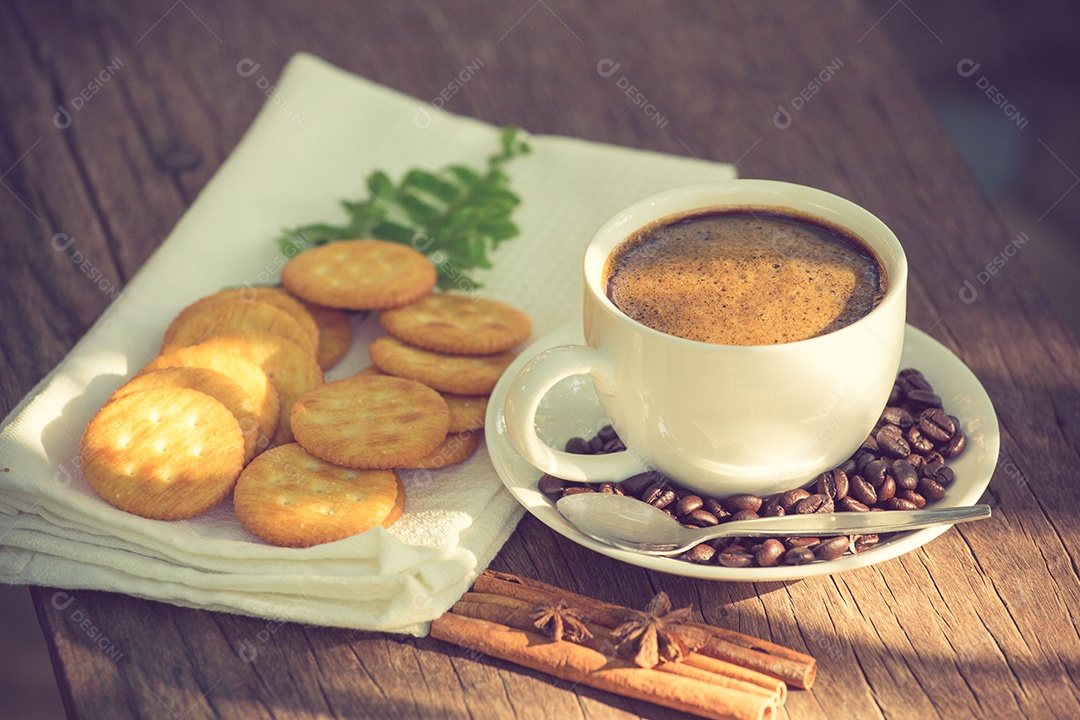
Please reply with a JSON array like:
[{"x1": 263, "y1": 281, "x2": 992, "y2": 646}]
[{"x1": 3, "y1": 1, "x2": 1078, "y2": 718}]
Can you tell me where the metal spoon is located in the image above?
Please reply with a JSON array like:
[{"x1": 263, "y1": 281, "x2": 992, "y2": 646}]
[{"x1": 556, "y1": 492, "x2": 991, "y2": 556}]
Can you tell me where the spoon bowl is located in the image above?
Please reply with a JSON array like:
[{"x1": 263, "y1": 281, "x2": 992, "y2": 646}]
[{"x1": 555, "y1": 492, "x2": 991, "y2": 556}]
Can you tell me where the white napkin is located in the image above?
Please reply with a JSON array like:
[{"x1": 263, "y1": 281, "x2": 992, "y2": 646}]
[{"x1": 0, "y1": 53, "x2": 735, "y2": 635}]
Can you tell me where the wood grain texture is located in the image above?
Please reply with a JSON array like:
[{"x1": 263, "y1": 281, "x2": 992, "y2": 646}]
[{"x1": 4, "y1": 1, "x2": 1079, "y2": 718}]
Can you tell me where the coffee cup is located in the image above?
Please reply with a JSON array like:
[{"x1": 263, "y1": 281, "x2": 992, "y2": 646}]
[{"x1": 503, "y1": 180, "x2": 908, "y2": 497}]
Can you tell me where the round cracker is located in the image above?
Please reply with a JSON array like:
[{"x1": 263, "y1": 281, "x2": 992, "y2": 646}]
[
  {"x1": 291, "y1": 375, "x2": 449, "y2": 469},
  {"x1": 112, "y1": 367, "x2": 261, "y2": 463},
  {"x1": 194, "y1": 332, "x2": 323, "y2": 446},
  {"x1": 368, "y1": 336, "x2": 516, "y2": 395},
  {"x1": 380, "y1": 472, "x2": 407, "y2": 529},
  {"x1": 198, "y1": 287, "x2": 320, "y2": 352},
  {"x1": 281, "y1": 240, "x2": 437, "y2": 311},
  {"x1": 140, "y1": 345, "x2": 280, "y2": 453},
  {"x1": 300, "y1": 300, "x2": 354, "y2": 370},
  {"x1": 400, "y1": 430, "x2": 481, "y2": 469},
  {"x1": 163, "y1": 297, "x2": 317, "y2": 356},
  {"x1": 379, "y1": 293, "x2": 531, "y2": 355},
  {"x1": 233, "y1": 443, "x2": 400, "y2": 548},
  {"x1": 79, "y1": 387, "x2": 245, "y2": 520},
  {"x1": 443, "y1": 394, "x2": 489, "y2": 433}
]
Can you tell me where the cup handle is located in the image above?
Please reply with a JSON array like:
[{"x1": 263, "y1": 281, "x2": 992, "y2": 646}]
[{"x1": 503, "y1": 344, "x2": 651, "y2": 483}]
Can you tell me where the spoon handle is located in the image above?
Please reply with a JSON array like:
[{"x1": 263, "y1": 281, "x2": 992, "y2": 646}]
[{"x1": 705, "y1": 504, "x2": 991, "y2": 539}]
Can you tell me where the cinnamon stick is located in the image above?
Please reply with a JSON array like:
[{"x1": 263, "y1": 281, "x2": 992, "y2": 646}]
[
  {"x1": 454, "y1": 592, "x2": 786, "y2": 702},
  {"x1": 474, "y1": 570, "x2": 817, "y2": 689},
  {"x1": 431, "y1": 611, "x2": 777, "y2": 720}
]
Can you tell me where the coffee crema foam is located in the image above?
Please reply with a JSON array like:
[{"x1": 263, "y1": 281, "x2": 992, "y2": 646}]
[{"x1": 604, "y1": 210, "x2": 886, "y2": 346}]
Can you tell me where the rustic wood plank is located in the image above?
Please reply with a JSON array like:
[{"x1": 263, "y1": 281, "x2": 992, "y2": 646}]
[{"x1": 4, "y1": 0, "x2": 1080, "y2": 719}]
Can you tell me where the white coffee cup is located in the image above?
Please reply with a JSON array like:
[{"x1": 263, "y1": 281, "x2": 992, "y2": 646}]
[{"x1": 504, "y1": 179, "x2": 908, "y2": 497}]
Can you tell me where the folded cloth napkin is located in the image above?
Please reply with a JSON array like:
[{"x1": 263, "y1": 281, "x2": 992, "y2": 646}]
[{"x1": 0, "y1": 53, "x2": 735, "y2": 634}]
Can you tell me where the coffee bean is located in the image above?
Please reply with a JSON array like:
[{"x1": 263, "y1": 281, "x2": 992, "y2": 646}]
[
  {"x1": 815, "y1": 469, "x2": 849, "y2": 500},
  {"x1": 881, "y1": 497, "x2": 919, "y2": 511},
  {"x1": 882, "y1": 406, "x2": 915, "y2": 428},
  {"x1": 640, "y1": 481, "x2": 666, "y2": 505},
  {"x1": 538, "y1": 474, "x2": 566, "y2": 496},
  {"x1": 851, "y1": 534, "x2": 880, "y2": 553},
  {"x1": 942, "y1": 430, "x2": 967, "y2": 459},
  {"x1": 754, "y1": 538, "x2": 785, "y2": 567},
  {"x1": 921, "y1": 461, "x2": 955, "y2": 487},
  {"x1": 564, "y1": 437, "x2": 591, "y2": 454},
  {"x1": 860, "y1": 434, "x2": 880, "y2": 454},
  {"x1": 905, "y1": 426, "x2": 935, "y2": 455},
  {"x1": 904, "y1": 453, "x2": 926, "y2": 471},
  {"x1": 622, "y1": 471, "x2": 664, "y2": 496},
  {"x1": 918, "y1": 407, "x2": 955, "y2": 442},
  {"x1": 794, "y1": 493, "x2": 834, "y2": 514},
  {"x1": 814, "y1": 536, "x2": 849, "y2": 561},
  {"x1": 917, "y1": 476, "x2": 946, "y2": 502},
  {"x1": 562, "y1": 485, "x2": 595, "y2": 496},
  {"x1": 684, "y1": 509, "x2": 719, "y2": 527},
  {"x1": 876, "y1": 425, "x2": 911, "y2": 458},
  {"x1": 725, "y1": 493, "x2": 763, "y2": 514},
  {"x1": 899, "y1": 368, "x2": 930, "y2": 388},
  {"x1": 838, "y1": 496, "x2": 871, "y2": 512},
  {"x1": 701, "y1": 497, "x2": 730, "y2": 521},
  {"x1": 730, "y1": 509, "x2": 760, "y2": 522},
  {"x1": 686, "y1": 543, "x2": 715, "y2": 564},
  {"x1": 906, "y1": 388, "x2": 943, "y2": 408},
  {"x1": 602, "y1": 438, "x2": 626, "y2": 453},
  {"x1": 855, "y1": 451, "x2": 875, "y2": 473},
  {"x1": 676, "y1": 495, "x2": 703, "y2": 516},
  {"x1": 598, "y1": 424, "x2": 618, "y2": 442},
  {"x1": 783, "y1": 547, "x2": 816, "y2": 565},
  {"x1": 650, "y1": 488, "x2": 676, "y2": 509},
  {"x1": 786, "y1": 536, "x2": 821, "y2": 548},
  {"x1": 924, "y1": 450, "x2": 946, "y2": 466},
  {"x1": 888, "y1": 384, "x2": 903, "y2": 406},
  {"x1": 778, "y1": 488, "x2": 810, "y2": 510},
  {"x1": 598, "y1": 482, "x2": 625, "y2": 495},
  {"x1": 760, "y1": 502, "x2": 785, "y2": 518},
  {"x1": 863, "y1": 459, "x2": 887, "y2": 485},
  {"x1": 896, "y1": 489, "x2": 926, "y2": 508},
  {"x1": 849, "y1": 475, "x2": 877, "y2": 506},
  {"x1": 839, "y1": 458, "x2": 857, "y2": 476},
  {"x1": 717, "y1": 549, "x2": 754, "y2": 568},
  {"x1": 891, "y1": 460, "x2": 918, "y2": 490},
  {"x1": 588, "y1": 435, "x2": 606, "y2": 453},
  {"x1": 876, "y1": 475, "x2": 896, "y2": 503}
]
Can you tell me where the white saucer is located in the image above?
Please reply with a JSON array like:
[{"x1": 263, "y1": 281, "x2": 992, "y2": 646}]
[{"x1": 485, "y1": 321, "x2": 1000, "y2": 581}]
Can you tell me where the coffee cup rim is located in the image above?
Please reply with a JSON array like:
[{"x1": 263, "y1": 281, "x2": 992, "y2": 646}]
[{"x1": 585, "y1": 179, "x2": 908, "y2": 350}]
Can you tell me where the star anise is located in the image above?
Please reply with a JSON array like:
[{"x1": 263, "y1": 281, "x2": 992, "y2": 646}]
[
  {"x1": 611, "y1": 592, "x2": 706, "y2": 668},
  {"x1": 530, "y1": 600, "x2": 593, "y2": 643}
]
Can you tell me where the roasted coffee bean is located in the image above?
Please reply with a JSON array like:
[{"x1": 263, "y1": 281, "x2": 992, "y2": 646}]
[
  {"x1": 760, "y1": 501, "x2": 786, "y2": 518},
  {"x1": 849, "y1": 475, "x2": 877, "y2": 506},
  {"x1": 538, "y1": 474, "x2": 566, "y2": 496},
  {"x1": 717, "y1": 549, "x2": 754, "y2": 568},
  {"x1": 855, "y1": 451, "x2": 875, "y2": 473},
  {"x1": 564, "y1": 437, "x2": 591, "y2": 454},
  {"x1": 838, "y1": 496, "x2": 871, "y2": 512},
  {"x1": 876, "y1": 475, "x2": 896, "y2": 503},
  {"x1": 725, "y1": 493, "x2": 762, "y2": 514},
  {"x1": 839, "y1": 458, "x2": 858, "y2": 477},
  {"x1": 783, "y1": 547, "x2": 816, "y2": 565},
  {"x1": 778, "y1": 488, "x2": 810, "y2": 510},
  {"x1": 598, "y1": 482, "x2": 624, "y2": 495},
  {"x1": 863, "y1": 459, "x2": 888, "y2": 485},
  {"x1": 860, "y1": 434, "x2": 880, "y2": 454},
  {"x1": 622, "y1": 471, "x2": 664, "y2": 496},
  {"x1": 882, "y1": 406, "x2": 915, "y2": 428},
  {"x1": 924, "y1": 450, "x2": 946, "y2": 466},
  {"x1": 786, "y1": 536, "x2": 821, "y2": 548},
  {"x1": 814, "y1": 536, "x2": 850, "y2": 561},
  {"x1": 888, "y1": 383, "x2": 903, "y2": 406},
  {"x1": 640, "y1": 481, "x2": 667, "y2": 505},
  {"x1": 906, "y1": 388, "x2": 943, "y2": 408},
  {"x1": 730, "y1": 509, "x2": 760, "y2": 522},
  {"x1": 896, "y1": 489, "x2": 926, "y2": 508},
  {"x1": 917, "y1": 476, "x2": 946, "y2": 502},
  {"x1": 598, "y1": 424, "x2": 618, "y2": 442},
  {"x1": 942, "y1": 430, "x2": 967, "y2": 459},
  {"x1": 683, "y1": 509, "x2": 719, "y2": 527},
  {"x1": 851, "y1": 534, "x2": 880, "y2": 553},
  {"x1": 876, "y1": 425, "x2": 911, "y2": 458},
  {"x1": 754, "y1": 539, "x2": 786, "y2": 567},
  {"x1": 588, "y1": 435, "x2": 606, "y2": 453},
  {"x1": 899, "y1": 368, "x2": 930, "y2": 389},
  {"x1": 676, "y1": 494, "x2": 703, "y2": 516},
  {"x1": 649, "y1": 487, "x2": 677, "y2": 509},
  {"x1": 891, "y1": 459, "x2": 919, "y2": 490},
  {"x1": 905, "y1": 426, "x2": 935, "y2": 454},
  {"x1": 602, "y1": 438, "x2": 626, "y2": 453},
  {"x1": 686, "y1": 543, "x2": 715, "y2": 564},
  {"x1": 904, "y1": 453, "x2": 927, "y2": 471},
  {"x1": 701, "y1": 497, "x2": 730, "y2": 520},
  {"x1": 881, "y1": 497, "x2": 919, "y2": 511},
  {"x1": 794, "y1": 493, "x2": 834, "y2": 514},
  {"x1": 562, "y1": 485, "x2": 595, "y2": 496},
  {"x1": 918, "y1": 407, "x2": 956, "y2": 442},
  {"x1": 815, "y1": 469, "x2": 849, "y2": 500},
  {"x1": 922, "y1": 461, "x2": 955, "y2": 487}
]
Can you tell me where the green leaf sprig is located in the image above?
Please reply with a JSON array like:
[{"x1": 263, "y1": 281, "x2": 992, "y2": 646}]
[{"x1": 277, "y1": 126, "x2": 531, "y2": 291}]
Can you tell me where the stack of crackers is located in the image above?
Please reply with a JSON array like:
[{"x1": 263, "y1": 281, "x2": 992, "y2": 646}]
[{"x1": 79, "y1": 240, "x2": 531, "y2": 548}]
